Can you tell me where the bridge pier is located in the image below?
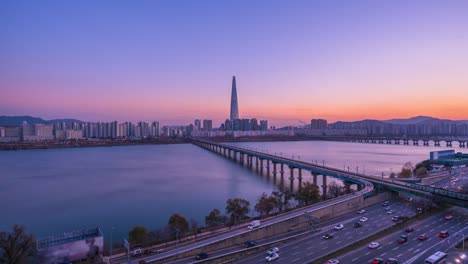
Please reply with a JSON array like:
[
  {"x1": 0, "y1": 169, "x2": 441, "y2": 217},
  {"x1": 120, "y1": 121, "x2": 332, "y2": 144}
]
[
  {"x1": 460, "y1": 141, "x2": 466, "y2": 148},
  {"x1": 280, "y1": 163, "x2": 284, "y2": 177},
  {"x1": 413, "y1": 140, "x2": 419, "y2": 146},
  {"x1": 240, "y1": 153, "x2": 244, "y2": 165},
  {"x1": 272, "y1": 162, "x2": 277, "y2": 176},
  {"x1": 266, "y1": 160, "x2": 270, "y2": 175},
  {"x1": 260, "y1": 159, "x2": 264, "y2": 173},
  {"x1": 298, "y1": 169, "x2": 303, "y2": 190},
  {"x1": 289, "y1": 166, "x2": 295, "y2": 192},
  {"x1": 255, "y1": 157, "x2": 259, "y2": 170},
  {"x1": 312, "y1": 172, "x2": 318, "y2": 186},
  {"x1": 423, "y1": 140, "x2": 429, "y2": 146},
  {"x1": 322, "y1": 175, "x2": 327, "y2": 199},
  {"x1": 435, "y1": 140, "x2": 440, "y2": 147},
  {"x1": 344, "y1": 182, "x2": 352, "y2": 193},
  {"x1": 446, "y1": 141, "x2": 452, "y2": 147},
  {"x1": 403, "y1": 139, "x2": 409, "y2": 145},
  {"x1": 386, "y1": 139, "x2": 392, "y2": 144},
  {"x1": 395, "y1": 139, "x2": 400, "y2": 144}
]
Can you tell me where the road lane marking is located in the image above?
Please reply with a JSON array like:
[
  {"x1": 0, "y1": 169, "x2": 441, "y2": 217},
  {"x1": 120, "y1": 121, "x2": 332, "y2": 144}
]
[
  {"x1": 292, "y1": 258, "x2": 300, "y2": 262},
  {"x1": 393, "y1": 246, "x2": 399, "y2": 251},
  {"x1": 352, "y1": 258, "x2": 359, "y2": 262}
]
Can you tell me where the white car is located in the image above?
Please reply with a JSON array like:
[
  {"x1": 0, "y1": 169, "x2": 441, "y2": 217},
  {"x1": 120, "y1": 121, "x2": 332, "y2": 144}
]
[
  {"x1": 334, "y1": 224, "x2": 344, "y2": 230},
  {"x1": 387, "y1": 210, "x2": 393, "y2": 214},
  {"x1": 266, "y1": 253, "x2": 279, "y2": 262},
  {"x1": 326, "y1": 259, "x2": 340, "y2": 264},
  {"x1": 266, "y1": 247, "x2": 279, "y2": 255},
  {"x1": 368, "y1": 242, "x2": 380, "y2": 249},
  {"x1": 360, "y1": 217, "x2": 368, "y2": 222},
  {"x1": 357, "y1": 209, "x2": 365, "y2": 214}
]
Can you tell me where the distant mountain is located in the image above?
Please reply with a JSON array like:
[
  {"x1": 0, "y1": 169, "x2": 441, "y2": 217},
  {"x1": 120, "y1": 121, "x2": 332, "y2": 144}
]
[
  {"x1": 330, "y1": 116, "x2": 468, "y2": 126},
  {"x1": 0, "y1": 116, "x2": 83, "y2": 126}
]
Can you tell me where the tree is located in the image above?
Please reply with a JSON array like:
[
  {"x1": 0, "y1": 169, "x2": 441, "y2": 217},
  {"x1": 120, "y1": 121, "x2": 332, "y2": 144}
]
[
  {"x1": 327, "y1": 182, "x2": 346, "y2": 198},
  {"x1": 0, "y1": 225, "x2": 36, "y2": 264},
  {"x1": 399, "y1": 162, "x2": 414, "y2": 178},
  {"x1": 270, "y1": 191, "x2": 284, "y2": 212},
  {"x1": 128, "y1": 226, "x2": 148, "y2": 244},
  {"x1": 276, "y1": 185, "x2": 294, "y2": 210},
  {"x1": 254, "y1": 192, "x2": 278, "y2": 217},
  {"x1": 415, "y1": 167, "x2": 428, "y2": 177},
  {"x1": 389, "y1": 172, "x2": 396, "y2": 179},
  {"x1": 295, "y1": 182, "x2": 321, "y2": 206},
  {"x1": 189, "y1": 218, "x2": 199, "y2": 238},
  {"x1": 225, "y1": 198, "x2": 250, "y2": 224},
  {"x1": 168, "y1": 214, "x2": 189, "y2": 236},
  {"x1": 205, "y1": 208, "x2": 226, "y2": 227}
]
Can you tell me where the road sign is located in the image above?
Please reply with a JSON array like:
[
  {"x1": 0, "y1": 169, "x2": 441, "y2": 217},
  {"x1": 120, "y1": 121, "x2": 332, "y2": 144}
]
[{"x1": 123, "y1": 239, "x2": 129, "y2": 250}]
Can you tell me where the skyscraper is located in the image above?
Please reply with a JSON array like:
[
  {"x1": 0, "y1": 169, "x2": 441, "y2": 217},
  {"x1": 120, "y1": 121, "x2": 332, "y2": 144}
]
[{"x1": 230, "y1": 76, "x2": 239, "y2": 121}]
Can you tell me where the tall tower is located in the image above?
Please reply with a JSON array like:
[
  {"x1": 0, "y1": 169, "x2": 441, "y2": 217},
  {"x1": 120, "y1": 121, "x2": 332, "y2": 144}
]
[{"x1": 230, "y1": 76, "x2": 239, "y2": 121}]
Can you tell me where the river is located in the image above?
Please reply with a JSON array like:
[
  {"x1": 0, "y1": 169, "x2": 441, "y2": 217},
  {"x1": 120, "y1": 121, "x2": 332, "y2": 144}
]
[{"x1": 0, "y1": 141, "x2": 460, "y2": 240}]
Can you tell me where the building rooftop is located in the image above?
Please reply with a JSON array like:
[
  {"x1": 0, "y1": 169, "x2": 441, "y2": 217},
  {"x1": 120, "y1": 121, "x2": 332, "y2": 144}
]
[{"x1": 37, "y1": 227, "x2": 103, "y2": 250}]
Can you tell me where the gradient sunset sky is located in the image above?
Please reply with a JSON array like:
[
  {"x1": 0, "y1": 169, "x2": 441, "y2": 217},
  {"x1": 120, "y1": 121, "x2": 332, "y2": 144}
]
[{"x1": 2, "y1": 0, "x2": 468, "y2": 126}]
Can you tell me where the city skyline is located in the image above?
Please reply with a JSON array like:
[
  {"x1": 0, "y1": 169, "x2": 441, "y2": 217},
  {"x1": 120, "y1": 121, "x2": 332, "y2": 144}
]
[{"x1": 2, "y1": 1, "x2": 468, "y2": 126}]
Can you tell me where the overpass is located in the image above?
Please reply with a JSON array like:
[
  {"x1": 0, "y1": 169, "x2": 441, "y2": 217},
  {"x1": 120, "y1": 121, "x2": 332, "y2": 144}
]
[{"x1": 192, "y1": 139, "x2": 468, "y2": 207}]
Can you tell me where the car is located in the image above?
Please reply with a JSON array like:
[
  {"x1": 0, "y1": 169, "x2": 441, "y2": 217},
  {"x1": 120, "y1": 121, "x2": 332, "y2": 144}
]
[
  {"x1": 382, "y1": 202, "x2": 389, "y2": 206},
  {"x1": 131, "y1": 248, "x2": 143, "y2": 257},
  {"x1": 438, "y1": 231, "x2": 449, "y2": 238},
  {"x1": 444, "y1": 215, "x2": 453, "y2": 220},
  {"x1": 418, "y1": 234, "x2": 428, "y2": 241},
  {"x1": 243, "y1": 240, "x2": 257, "y2": 248},
  {"x1": 266, "y1": 247, "x2": 279, "y2": 255},
  {"x1": 386, "y1": 258, "x2": 399, "y2": 264},
  {"x1": 384, "y1": 207, "x2": 391, "y2": 211},
  {"x1": 322, "y1": 233, "x2": 334, "y2": 239},
  {"x1": 368, "y1": 242, "x2": 380, "y2": 249},
  {"x1": 334, "y1": 224, "x2": 344, "y2": 230},
  {"x1": 370, "y1": 257, "x2": 384, "y2": 264},
  {"x1": 357, "y1": 209, "x2": 366, "y2": 214},
  {"x1": 398, "y1": 235, "x2": 408, "y2": 244},
  {"x1": 387, "y1": 210, "x2": 394, "y2": 214},
  {"x1": 416, "y1": 207, "x2": 423, "y2": 212},
  {"x1": 360, "y1": 217, "x2": 368, "y2": 222},
  {"x1": 265, "y1": 253, "x2": 279, "y2": 262},
  {"x1": 391, "y1": 216, "x2": 399, "y2": 222},
  {"x1": 326, "y1": 259, "x2": 340, "y2": 264},
  {"x1": 405, "y1": 227, "x2": 414, "y2": 232},
  {"x1": 354, "y1": 222, "x2": 362, "y2": 228},
  {"x1": 195, "y1": 252, "x2": 209, "y2": 260}
]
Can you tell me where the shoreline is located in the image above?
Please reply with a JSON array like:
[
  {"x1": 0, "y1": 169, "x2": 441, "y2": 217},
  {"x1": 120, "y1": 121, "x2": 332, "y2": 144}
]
[{"x1": 0, "y1": 136, "x2": 328, "y2": 151}]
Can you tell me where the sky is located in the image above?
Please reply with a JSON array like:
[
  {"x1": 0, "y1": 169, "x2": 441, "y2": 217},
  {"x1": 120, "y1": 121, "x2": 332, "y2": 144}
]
[{"x1": 2, "y1": 0, "x2": 468, "y2": 126}]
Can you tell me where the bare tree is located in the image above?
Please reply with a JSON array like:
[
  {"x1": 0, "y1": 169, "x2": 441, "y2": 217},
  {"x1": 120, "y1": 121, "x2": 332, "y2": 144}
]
[{"x1": 0, "y1": 225, "x2": 36, "y2": 264}]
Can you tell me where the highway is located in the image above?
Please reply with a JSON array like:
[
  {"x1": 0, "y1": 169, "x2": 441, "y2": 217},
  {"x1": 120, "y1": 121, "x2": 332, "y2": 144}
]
[
  {"x1": 232, "y1": 200, "x2": 417, "y2": 264},
  {"x1": 337, "y1": 206, "x2": 468, "y2": 264},
  {"x1": 126, "y1": 184, "x2": 373, "y2": 264}
]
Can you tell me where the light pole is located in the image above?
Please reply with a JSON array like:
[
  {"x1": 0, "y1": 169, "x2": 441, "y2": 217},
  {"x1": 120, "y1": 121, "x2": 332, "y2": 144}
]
[
  {"x1": 456, "y1": 233, "x2": 465, "y2": 250},
  {"x1": 174, "y1": 227, "x2": 180, "y2": 250},
  {"x1": 110, "y1": 227, "x2": 115, "y2": 264}
]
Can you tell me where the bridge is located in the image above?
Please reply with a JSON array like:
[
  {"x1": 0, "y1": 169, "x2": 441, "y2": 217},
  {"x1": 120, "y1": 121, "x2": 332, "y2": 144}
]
[
  {"x1": 329, "y1": 136, "x2": 468, "y2": 147},
  {"x1": 192, "y1": 139, "x2": 468, "y2": 207}
]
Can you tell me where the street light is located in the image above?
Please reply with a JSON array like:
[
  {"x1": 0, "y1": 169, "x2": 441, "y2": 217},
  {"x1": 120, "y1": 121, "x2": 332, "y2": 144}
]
[
  {"x1": 174, "y1": 227, "x2": 181, "y2": 250},
  {"x1": 456, "y1": 233, "x2": 465, "y2": 250},
  {"x1": 110, "y1": 227, "x2": 115, "y2": 264}
]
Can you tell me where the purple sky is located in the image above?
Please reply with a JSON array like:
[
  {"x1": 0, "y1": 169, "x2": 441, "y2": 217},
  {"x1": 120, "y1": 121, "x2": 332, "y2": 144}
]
[{"x1": 2, "y1": 0, "x2": 468, "y2": 126}]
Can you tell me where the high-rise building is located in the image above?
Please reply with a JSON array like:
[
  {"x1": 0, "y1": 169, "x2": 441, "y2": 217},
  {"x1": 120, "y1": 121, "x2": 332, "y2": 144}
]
[
  {"x1": 242, "y1": 119, "x2": 251, "y2": 131},
  {"x1": 311, "y1": 119, "x2": 328, "y2": 129},
  {"x1": 230, "y1": 76, "x2": 239, "y2": 121},
  {"x1": 250, "y1": 118, "x2": 258, "y2": 131},
  {"x1": 151, "y1": 122, "x2": 160, "y2": 137},
  {"x1": 260, "y1": 120, "x2": 268, "y2": 131},
  {"x1": 203, "y1": 120, "x2": 212, "y2": 131},
  {"x1": 194, "y1": 119, "x2": 201, "y2": 130}
]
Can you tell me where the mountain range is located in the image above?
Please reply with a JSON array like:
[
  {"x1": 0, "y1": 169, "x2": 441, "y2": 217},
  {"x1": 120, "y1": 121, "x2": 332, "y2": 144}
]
[{"x1": 0, "y1": 116, "x2": 83, "y2": 126}]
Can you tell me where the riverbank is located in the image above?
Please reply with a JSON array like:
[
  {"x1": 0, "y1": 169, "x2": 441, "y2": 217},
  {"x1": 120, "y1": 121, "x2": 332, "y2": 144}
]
[{"x1": 0, "y1": 138, "x2": 190, "y2": 150}]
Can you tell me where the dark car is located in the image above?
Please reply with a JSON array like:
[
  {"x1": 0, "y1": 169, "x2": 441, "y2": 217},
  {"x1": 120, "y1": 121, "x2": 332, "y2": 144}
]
[
  {"x1": 354, "y1": 222, "x2": 362, "y2": 228},
  {"x1": 195, "y1": 252, "x2": 209, "y2": 260},
  {"x1": 322, "y1": 233, "x2": 334, "y2": 240},
  {"x1": 397, "y1": 235, "x2": 408, "y2": 244},
  {"x1": 370, "y1": 257, "x2": 384, "y2": 264},
  {"x1": 244, "y1": 240, "x2": 257, "y2": 248},
  {"x1": 405, "y1": 227, "x2": 414, "y2": 233},
  {"x1": 386, "y1": 258, "x2": 399, "y2": 264}
]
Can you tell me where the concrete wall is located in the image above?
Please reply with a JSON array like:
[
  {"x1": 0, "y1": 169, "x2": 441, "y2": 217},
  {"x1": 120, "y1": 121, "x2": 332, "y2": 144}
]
[
  {"x1": 421, "y1": 175, "x2": 450, "y2": 185},
  {"x1": 151, "y1": 192, "x2": 391, "y2": 263}
]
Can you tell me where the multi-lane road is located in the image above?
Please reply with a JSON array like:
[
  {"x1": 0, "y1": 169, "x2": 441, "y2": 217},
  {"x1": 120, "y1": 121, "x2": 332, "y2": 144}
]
[
  {"x1": 232, "y1": 200, "x2": 417, "y2": 264},
  {"x1": 337, "y1": 206, "x2": 468, "y2": 264}
]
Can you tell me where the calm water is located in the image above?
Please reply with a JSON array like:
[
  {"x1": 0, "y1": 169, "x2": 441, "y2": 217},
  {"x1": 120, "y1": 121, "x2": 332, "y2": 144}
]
[{"x1": 0, "y1": 141, "x2": 461, "y2": 240}]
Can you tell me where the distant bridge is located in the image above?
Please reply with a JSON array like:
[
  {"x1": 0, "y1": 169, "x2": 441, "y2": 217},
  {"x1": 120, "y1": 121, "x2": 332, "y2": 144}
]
[
  {"x1": 192, "y1": 139, "x2": 468, "y2": 207},
  {"x1": 327, "y1": 136, "x2": 468, "y2": 147}
]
